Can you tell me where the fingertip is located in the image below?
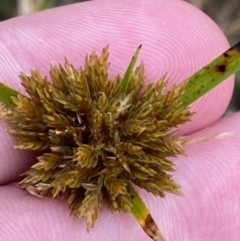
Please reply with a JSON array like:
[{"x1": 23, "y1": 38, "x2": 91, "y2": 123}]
[
  {"x1": 0, "y1": 0, "x2": 233, "y2": 134},
  {"x1": 0, "y1": 0, "x2": 234, "y2": 181}
]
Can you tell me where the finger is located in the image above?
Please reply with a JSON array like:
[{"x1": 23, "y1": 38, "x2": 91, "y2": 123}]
[
  {"x1": 0, "y1": 0, "x2": 233, "y2": 132},
  {"x1": 0, "y1": 1, "x2": 233, "y2": 183},
  {"x1": 1, "y1": 112, "x2": 240, "y2": 241},
  {"x1": 164, "y1": 112, "x2": 240, "y2": 241}
]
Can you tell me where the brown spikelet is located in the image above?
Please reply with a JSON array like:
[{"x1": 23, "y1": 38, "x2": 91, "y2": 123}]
[{"x1": 0, "y1": 46, "x2": 193, "y2": 237}]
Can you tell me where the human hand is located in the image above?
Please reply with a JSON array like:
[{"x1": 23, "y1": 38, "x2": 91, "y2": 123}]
[{"x1": 0, "y1": 0, "x2": 239, "y2": 240}]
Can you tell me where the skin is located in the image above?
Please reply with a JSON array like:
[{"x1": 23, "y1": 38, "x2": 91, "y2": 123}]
[{"x1": 0, "y1": 0, "x2": 240, "y2": 240}]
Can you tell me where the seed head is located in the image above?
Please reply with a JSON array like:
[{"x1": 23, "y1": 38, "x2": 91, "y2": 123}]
[{"x1": 0, "y1": 46, "x2": 192, "y2": 230}]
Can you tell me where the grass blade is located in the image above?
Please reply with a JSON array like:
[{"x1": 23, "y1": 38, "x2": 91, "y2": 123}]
[
  {"x1": 180, "y1": 41, "x2": 240, "y2": 107},
  {"x1": 129, "y1": 184, "x2": 166, "y2": 241},
  {"x1": 0, "y1": 83, "x2": 19, "y2": 107},
  {"x1": 120, "y1": 45, "x2": 142, "y2": 94}
]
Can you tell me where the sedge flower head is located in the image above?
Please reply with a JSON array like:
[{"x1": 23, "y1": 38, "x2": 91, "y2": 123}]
[{"x1": 0, "y1": 46, "x2": 192, "y2": 230}]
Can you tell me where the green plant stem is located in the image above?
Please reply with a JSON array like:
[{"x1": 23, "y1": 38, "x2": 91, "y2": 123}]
[
  {"x1": 120, "y1": 45, "x2": 142, "y2": 94},
  {"x1": 180, "y1": 41, "x2": 240, "y2": 106},
  {"x1": 129, "y1": 184, "x2": 166, "y2": 241},
  {"x1": 0, "y1": 83, "x2": 19, "y2": 107}
]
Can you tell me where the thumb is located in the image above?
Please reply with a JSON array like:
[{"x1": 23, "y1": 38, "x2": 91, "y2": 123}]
[{"x1": 1, "y1": 113, "x2": 240, "y2": 241}]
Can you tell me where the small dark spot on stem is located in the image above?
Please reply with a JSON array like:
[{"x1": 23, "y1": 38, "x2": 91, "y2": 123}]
[
  {"x1": 216, "y1": 64, "x2": 226, "y2": 73},
  {"x1": 146, "y1": 214, "x2": 155, "y2": 226},
  {"x1": 223, "y1": 53, "x2": 229, "y2": 58}
]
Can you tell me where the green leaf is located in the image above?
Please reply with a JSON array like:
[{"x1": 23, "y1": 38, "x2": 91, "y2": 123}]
[
  {"x1": 129, "y1": 184, "x2": 166, "y2": 241},
  {"x1": 0, "y1": 83, "x2": 19, "y2": 107},
  {"x1": 39, "y1": 0, "x2": 56, "y2": 10},
  {"x1": 120, "y1": 45, "x2": 142, "y2": 94},
  {"x1": 180, "y1": 41, "x2": 240, "y2": 107}
]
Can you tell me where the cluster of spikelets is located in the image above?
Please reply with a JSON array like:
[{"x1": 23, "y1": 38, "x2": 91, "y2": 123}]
[{"x1": 0, "y1": 46, "x2": 192, "y2": 230}]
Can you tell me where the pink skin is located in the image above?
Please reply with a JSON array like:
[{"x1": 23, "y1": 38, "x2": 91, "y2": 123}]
[{"x1": 0, "y1": 0, "x2": 239, "y2": 240}]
